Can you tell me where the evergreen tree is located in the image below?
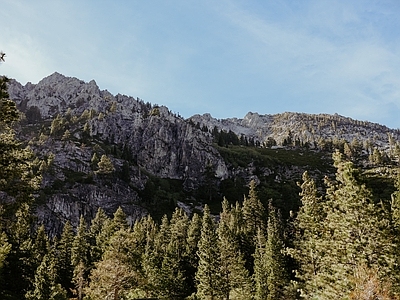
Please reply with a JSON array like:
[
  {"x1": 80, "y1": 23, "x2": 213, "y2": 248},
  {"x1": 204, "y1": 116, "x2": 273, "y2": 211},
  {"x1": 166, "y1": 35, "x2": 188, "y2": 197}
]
[
  {"x1": 185, "y1": 212, "x2": 202, "y2": 294},
  {"x1": 218, "y1": 198, "x2": 251, "y2": 299},
  {"x1": 389, "y1": 171, "x2": 400, "y2": 293},
  {"x1": 242, "y1": 180, "x2": 266, "y2": 238},
  {"x1": 196, "y1": 205, "x2": 222, "y2": 300},
  {"x1": 157, "y1": 243, "x2": 187, "y2": 299},
  {"x1": 96, "y1": 154, "x2": 115, "y2": 174},
  {"x1": 242, "y1": 180, "x2": 266, "y2": 274},
  {"x1": 1, "y1": 203, "x2": 36, "y2": 298},
  {"x1": 264, "y1": 203, "x2": 288, "y2": 300},
  {"x1": 0, "y1": 231, "x2": 10, "y2": 271},
  {"x1": 169, "y1": 208, "x2": 189, "y2": 261},
  {"x1": 129, "y1": 216, "x2": 157, "y2": 297},
  {"x1": 154, "y1": 214, "x2": 171, "y2": 259},
  {"x1": 71, "y1": 216, "x2": 90, "y2": 300},
  {"x1": 55, "y1": 221, "x2": 74, "y2": 295},
  {"x1": 287, "y1": 171, "x2": 326, "y2": 298},
  {"x1": 142, "y1": 227, "x2": 159, "y2": 298},
  {"x1": 88, "y1": 207, "x2": 109, "y2": 265},
  {"x1": 73, "y1": 261, "x2": 86, "y2": 300},
  {"x1": 26, "y1": 253, "x2": 68, "y2": 300},
  {"x1": 149, "y1": 209, "x2": 189, "y2": 298},
  {"x1": 50, "y1": 114, "x2": 65, "y2": 137},
  {"x1": 98, "y1": 206, "x2": 129, "y2": 252},
  {"x1": 143, "y1": 215, "x2": 170, "y2": 296},
  {"x1": 90, "y1": 152, "x2": 99, "y2": 170},
  {"x1": 315, "y1": 152, "x2": 395, "y2": 299},
  {"x1": 85, "y1": 229, "x2": 138, "y2": 299},
  {"x1": 31, "y1": 224, "x2": 50, "y2": 270},
  {"x1": 0, "y1": 76, "x2": 40, "y2": 220},
  {"x1": 253, "y1": 228, "x2": 268, "y2": 300}
]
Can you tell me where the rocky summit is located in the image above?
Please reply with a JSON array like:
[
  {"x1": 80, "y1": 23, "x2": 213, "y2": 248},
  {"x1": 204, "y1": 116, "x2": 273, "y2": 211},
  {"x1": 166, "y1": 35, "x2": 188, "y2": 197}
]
[{"x1": 7, "y1": 73, "x2": 400, "y2": 234}]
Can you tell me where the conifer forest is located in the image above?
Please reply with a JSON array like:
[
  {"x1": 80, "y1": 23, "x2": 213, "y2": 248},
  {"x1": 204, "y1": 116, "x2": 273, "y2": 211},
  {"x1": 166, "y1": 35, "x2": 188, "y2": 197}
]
[{"x1": 2, "y1": 57, "x2": 400, "y2": 299}]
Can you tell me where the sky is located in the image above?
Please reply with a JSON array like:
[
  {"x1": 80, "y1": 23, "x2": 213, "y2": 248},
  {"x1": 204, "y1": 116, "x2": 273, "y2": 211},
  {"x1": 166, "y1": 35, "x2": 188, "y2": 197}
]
[{"x1": 1, "y1": 1, "x2": 400, "y2": 129}]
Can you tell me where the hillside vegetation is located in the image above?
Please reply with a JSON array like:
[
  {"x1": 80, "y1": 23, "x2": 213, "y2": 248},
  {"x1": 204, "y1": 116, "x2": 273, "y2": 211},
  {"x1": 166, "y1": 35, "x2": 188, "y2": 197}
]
[{"x1": 1, "y1": 73, "x2": 400, "y2": 299}]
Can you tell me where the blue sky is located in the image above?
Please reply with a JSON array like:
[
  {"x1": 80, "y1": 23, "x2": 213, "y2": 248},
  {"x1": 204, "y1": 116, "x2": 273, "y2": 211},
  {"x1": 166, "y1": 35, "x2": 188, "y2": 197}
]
[{"x1": 1, "y1": 1, "x2": 400, "y2": 128}]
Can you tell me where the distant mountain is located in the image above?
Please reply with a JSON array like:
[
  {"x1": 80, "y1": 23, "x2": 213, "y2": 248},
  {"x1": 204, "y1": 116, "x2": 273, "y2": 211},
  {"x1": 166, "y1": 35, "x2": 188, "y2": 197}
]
[
  {"x1": 7, "y1": 73, "x2": 400, "y2": 234},
  {"x1": 190, "y1": 111, "x2": 400, "y2": 151}
]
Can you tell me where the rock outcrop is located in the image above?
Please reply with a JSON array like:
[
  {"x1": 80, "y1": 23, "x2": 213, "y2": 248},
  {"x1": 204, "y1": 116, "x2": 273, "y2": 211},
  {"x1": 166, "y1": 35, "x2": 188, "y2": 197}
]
[
  {"x1": 7, "y1": 73, "x2": 400, "y2": 234},
  {"x1": 8, "y1": 73, "x2": 228, "y2": 232}
]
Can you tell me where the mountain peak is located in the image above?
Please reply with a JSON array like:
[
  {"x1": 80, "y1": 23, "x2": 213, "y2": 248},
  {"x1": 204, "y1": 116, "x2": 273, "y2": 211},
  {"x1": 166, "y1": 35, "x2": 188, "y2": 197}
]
[{"x1": 39, "y1": 72, "x2": 67, "y2": 83}]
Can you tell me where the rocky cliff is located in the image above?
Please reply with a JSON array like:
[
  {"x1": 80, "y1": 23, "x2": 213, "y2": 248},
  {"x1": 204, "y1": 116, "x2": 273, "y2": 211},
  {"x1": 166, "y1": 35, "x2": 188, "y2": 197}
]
[
  {"x1": 8, "y1": 73, "x2": 228, "y2": 234},
  {"x1": 7, "y1": 73, "x2": 400, "y2": 234},
  {"x1": 190, "y1": 111, "x2": 400, "y2": 151}
]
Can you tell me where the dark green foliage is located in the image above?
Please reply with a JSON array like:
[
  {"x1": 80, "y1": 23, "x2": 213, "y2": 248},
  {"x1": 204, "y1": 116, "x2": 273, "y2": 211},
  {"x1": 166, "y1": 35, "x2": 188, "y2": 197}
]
[
  {"x1": 1, "y1": 203, "x2": 36, "y2": 299},
  {"x1": 196, "y1": 163, "x2": 219, "y2": 204},
  {"x1": 288, "y1": 152, "x2": 399, "y2": 299},
  {"x1": 264, "y1": 203, "x2": 288, "y2": 299},
  {"x1": 195, "y1": 205, "x2": 223, "y2": 299},
  {"x1": 2, "y1": 166, "x2": 400, "y2": 298},
  {"x1": 140, "y1": 176, "x2": 185, "y2": 220},
  {"x1": 71, "y1": 217, "x2": 90, "y2": 299},
  {"x1": 2, "y1": 68, "x2": 400, "y2": 300},
  {"x1": 88, "y1": 207, "x2": 109, "y2": 265},
  {"x1": 218, "y1": 198, "x2": 251, "y2": 299},
  {"x1": 55, "y1": 221, "x2": 74, "y2": 296},
  {"x1": 26, "y1": 253, "x2": 67, "y2": 300},
  {"x1": 185, "y1": 213, "x2": 202, "y2": 294}
]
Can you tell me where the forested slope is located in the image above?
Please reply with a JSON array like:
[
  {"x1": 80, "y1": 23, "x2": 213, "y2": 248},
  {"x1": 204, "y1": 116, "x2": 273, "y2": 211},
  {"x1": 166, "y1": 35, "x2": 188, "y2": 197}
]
[{"x1": 2, "y1": 71, "x2": 400, "y2": 299}]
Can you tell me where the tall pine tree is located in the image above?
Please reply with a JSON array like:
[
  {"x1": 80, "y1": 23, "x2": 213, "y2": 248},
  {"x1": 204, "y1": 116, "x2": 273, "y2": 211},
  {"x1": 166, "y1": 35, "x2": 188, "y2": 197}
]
[
  {"x1": 196, "y1": 205, "x2": 222, "y2": 300},
  {"x1": 287, "y1": 171, "x2": 326, "y2": 298}
]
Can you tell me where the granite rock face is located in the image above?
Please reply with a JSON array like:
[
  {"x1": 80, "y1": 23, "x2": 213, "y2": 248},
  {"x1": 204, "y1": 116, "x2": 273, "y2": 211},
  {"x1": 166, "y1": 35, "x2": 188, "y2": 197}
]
[
  {"x1": 190, "y1": 111, "x2": 400, "y2": 150},
  {"x1": 8, "y1": 73, "x2": 400, "y2": 233},
  {"x1": 8, "y1": 73, "x2": 228, "y2": 232}
]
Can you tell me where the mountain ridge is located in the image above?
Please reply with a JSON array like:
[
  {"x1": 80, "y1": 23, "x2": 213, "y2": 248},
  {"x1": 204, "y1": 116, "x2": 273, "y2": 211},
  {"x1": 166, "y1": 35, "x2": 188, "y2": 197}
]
[
  {"x1": 10, "y1": 72, "x2": 399, "y2": 143},
  {"x1": 6, "y1": 72, "x2": 400, "y2": 234}
]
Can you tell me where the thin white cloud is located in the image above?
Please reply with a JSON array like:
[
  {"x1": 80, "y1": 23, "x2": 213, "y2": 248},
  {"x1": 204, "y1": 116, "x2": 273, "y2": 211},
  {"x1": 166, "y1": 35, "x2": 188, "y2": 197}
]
[
  {"x1": 215, "y1": 0, "x2": 400, "y2": 127},
  {"x1": 1, "y1": 0, "x2": 400, "y2": 127}
]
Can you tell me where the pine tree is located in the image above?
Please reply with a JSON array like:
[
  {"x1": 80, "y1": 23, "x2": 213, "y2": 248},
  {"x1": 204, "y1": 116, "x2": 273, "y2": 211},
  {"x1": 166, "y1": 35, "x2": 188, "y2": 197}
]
[
  {"x1": 71, "y1": 216, "x2": 90, "y2": 300},
  {"x1": 1, "y1": 203, "x2": 36, "y2": 297},
  {"x1": 169, "y1": 208, "x2": 189, "y2": 261},
  {"x1": 96, "y1": 154, "x2": 115, "y2": 174},
  {"x1": 168, "y1": 208, "x2": 191, "y2": 297},
  {"x1": 287, "y1": 171, "x2": 326, "y2": 298},
  {"x1": 253, "y1": 228, "x2": 268, "y2": 300},
  {"x1": 185, "y1": 212, "x2": 202, "y2": 294},
  {"x1": 148, "y1": 209, "x2": 189, "y2": 298},
  {"x1": 88, "y1": 207, "x2": 109, "y2": 265},
  {"x1": 0, "y1": 57, "x2": 41, "y2": 298},
  {"x1": 389, "y1": 171, "x2": 400, "y2": 294},
  {"x1": 264, "y1": 203, "x2": 288, "y2": 300},
  {"x1": 142, "y1": 228, "x2": 159, "y2": 298},
  {"x1": 242, "y1": 180, "x2": 266, "y2": 237},
  {"x1": 98, "y1": 206, "x2": 129, "y2": 252},
  {"x1": 26, "y1": 254, "x2": 68, "y2": 300},
  {"x1": 73, "y1": 262, "x2": 86, "y2": 300},
  {"x1": 314, "y1": 152, "x2": 395, "y2": 299},
  {"x1": 72, "y1": 216, "x2": 90, "y2": 268},
  {"x1": 0, "y1": 76, "x2": 40, "y2": 219},
  {"x1": 55, "y1": 221, "x2": 74, "y2": 294},
  {"x1": 32, "y1": 224, "x2": 50, "y2": 270},
  {"x1": 85, "y1": 229, "x2": 138, "y2": 299},
  {"x1": 157, "y1": 242, "x2": 187, "y2": 299},
  {"x1": 242, "y1": 181, "x2": 266, "y2": 274},
  {"x1": 0, "y1": 231, "x2": 10, "y2": 271},
  {"x1": 142, "y1": 214, "x2": 170, "y2": 297},
  {"x1": 111, "y1": 206, "x2": 129, "y2": 231},
  {"x1": 196, "y1": 205, "x2": 222, "y2": 300},
  {"x1": 130, "y1": 215, "x2": 157, "y2": 297},
  {"x1": 218, "y1": 198, "x2": 251, "y2": 299}
]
